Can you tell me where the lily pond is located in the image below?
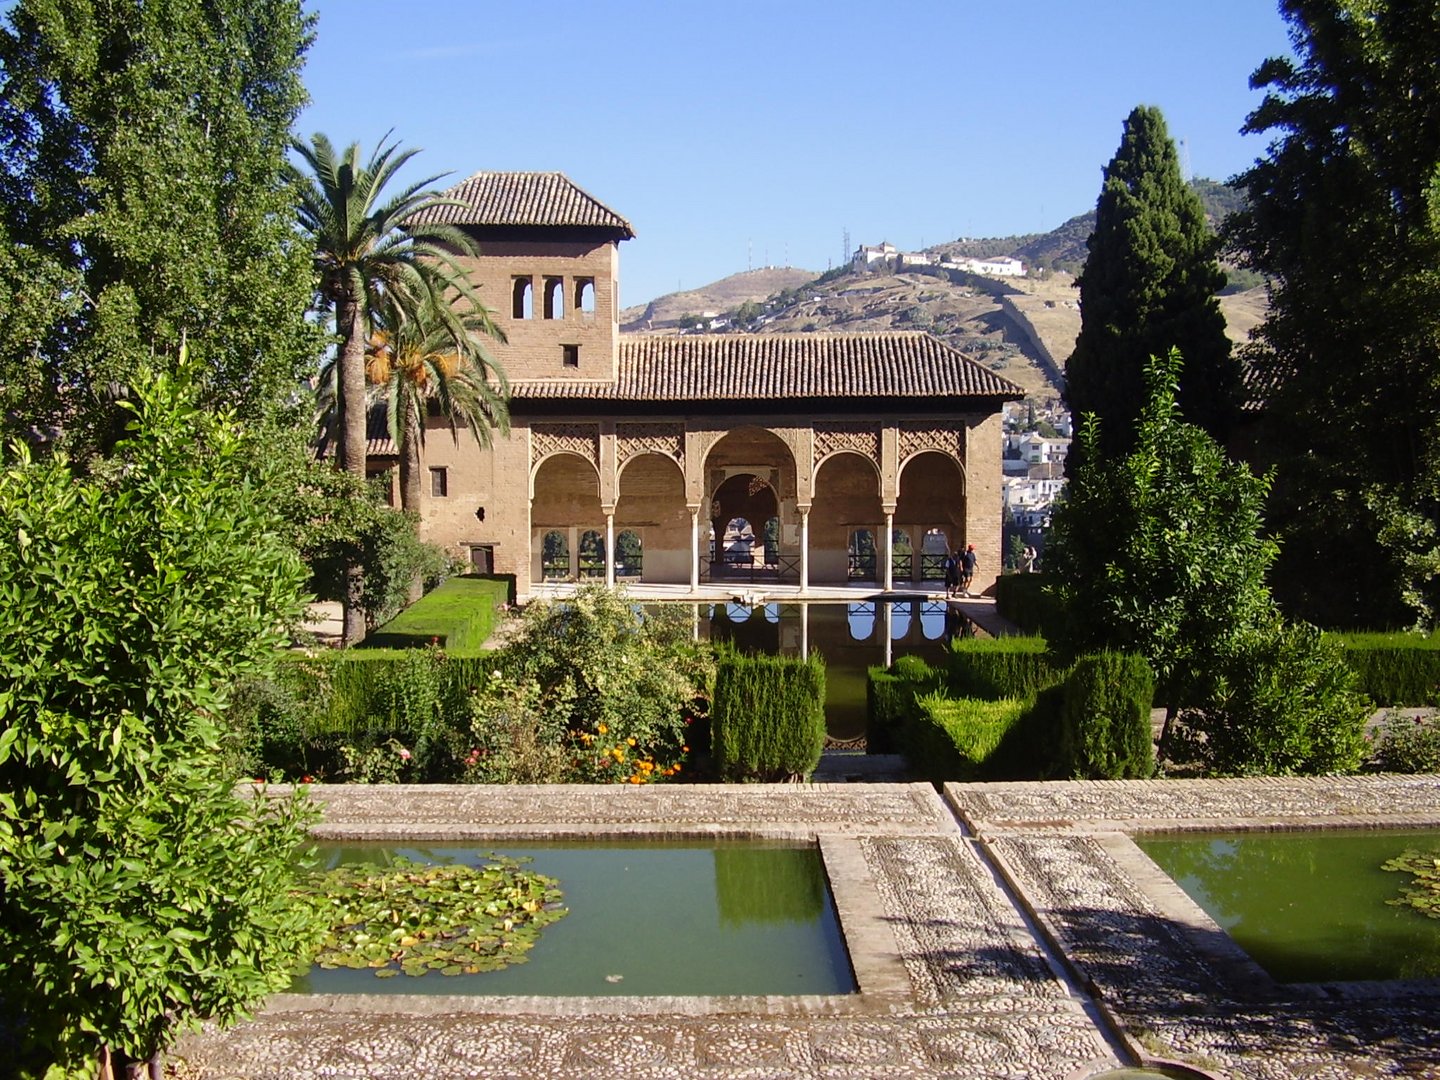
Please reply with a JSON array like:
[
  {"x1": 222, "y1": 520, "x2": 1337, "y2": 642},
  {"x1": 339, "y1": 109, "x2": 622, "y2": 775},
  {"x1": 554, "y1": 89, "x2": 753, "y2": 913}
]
[
  {"x1": 293, "y1": 840, "x2": 856, "y2": 997},
  {"x1": 1139, "y1": 829, "x2": 1440, "y2": 983}
]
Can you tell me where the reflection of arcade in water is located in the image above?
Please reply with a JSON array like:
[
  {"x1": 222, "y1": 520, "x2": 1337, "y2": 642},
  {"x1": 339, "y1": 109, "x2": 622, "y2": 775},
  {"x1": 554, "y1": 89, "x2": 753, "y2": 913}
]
[{"x1": 696, "y1": 600, "x2": 976, "y2": 744}]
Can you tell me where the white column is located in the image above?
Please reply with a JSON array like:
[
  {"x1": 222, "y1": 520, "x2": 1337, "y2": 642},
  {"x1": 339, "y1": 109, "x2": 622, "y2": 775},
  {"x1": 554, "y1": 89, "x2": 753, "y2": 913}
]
[
  {"x1": 690, "y1": 508, "x2": 701, "y2": 593},
  {"x1": 799, "y1": 507, "x2": 810, "y2": 594},
  {"x1": 800, "y1": 600, "x2": 810, "y2": 660},
  {"x1": 883, "y1": 600, "x2": 893, "y2": 668},
  {"x1": 883, "y1": 511, "x2": 894, "y2": 592},
  {"x1": 604, "y1": 512, "x2": 615, "y2": 588}
]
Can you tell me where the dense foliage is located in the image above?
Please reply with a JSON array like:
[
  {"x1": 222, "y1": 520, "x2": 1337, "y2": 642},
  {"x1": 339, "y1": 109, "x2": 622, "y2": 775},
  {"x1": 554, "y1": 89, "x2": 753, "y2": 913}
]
[
  {"x1": 0, "y1": 371, "x2": 319, "y2": 1077},
  {"x1": 1049, "y1": 349, "x2": 1277, "y2": 712},
  {"x1": 1228, "y1": 0, "x2": 1440, "y2": 628},
  {"x1": 1056, "y1": 653, "x2": 1155, "y2": 779},
  {"x1": 0, "y1": 0, "x2": 320, "y2": 445},
  {"x1": 711, "y1": 651, "x2": 826, "y2": 782},
  {"x1": 1065, "y1": 106, "x2": 1239, "y2": 461}
]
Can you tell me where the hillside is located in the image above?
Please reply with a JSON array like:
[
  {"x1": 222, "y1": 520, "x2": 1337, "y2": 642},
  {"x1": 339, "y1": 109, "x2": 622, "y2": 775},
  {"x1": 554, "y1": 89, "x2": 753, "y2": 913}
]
[
  {"x1": 620, "y1": 267, "x2": 818, "y2": 331},
  {"x1": 619, "y1": 178, "x2": 1265, "y2": 404}
]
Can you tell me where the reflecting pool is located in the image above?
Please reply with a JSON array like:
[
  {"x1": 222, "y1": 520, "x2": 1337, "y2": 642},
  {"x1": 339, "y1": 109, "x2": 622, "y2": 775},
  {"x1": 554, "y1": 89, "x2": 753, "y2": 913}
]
[
  {"x1": 294, "y1": 840, "x2": 856, "y2": 997},
  {"x1": 1139, "y1": 829, "x2": 1440, "y2": 983},
  {"x1": 695, "y1": 600, "x2": 969, "y2": 741}
]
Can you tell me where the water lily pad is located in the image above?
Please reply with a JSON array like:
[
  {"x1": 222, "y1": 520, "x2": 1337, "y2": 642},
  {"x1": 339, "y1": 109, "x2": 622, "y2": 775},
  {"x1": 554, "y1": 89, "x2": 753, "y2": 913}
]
[{"x1": 298, "y1": 855, "x2": 567, "y2": 979}]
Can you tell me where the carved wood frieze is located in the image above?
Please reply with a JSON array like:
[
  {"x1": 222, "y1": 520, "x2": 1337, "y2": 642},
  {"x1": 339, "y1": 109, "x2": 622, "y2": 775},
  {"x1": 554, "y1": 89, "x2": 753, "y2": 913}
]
[
  {"x1": 813, "y1": 421, "x2": 880, "y2": 467},
  {"x1": 530, "y1": 423, "x2": 600, "y2": 470},
  {"x1": 897, "y1": 424, "x2": 964, "y2": 467},
  {"x1": 616, "y1": 422, "x2": 684, "y2": 468}
]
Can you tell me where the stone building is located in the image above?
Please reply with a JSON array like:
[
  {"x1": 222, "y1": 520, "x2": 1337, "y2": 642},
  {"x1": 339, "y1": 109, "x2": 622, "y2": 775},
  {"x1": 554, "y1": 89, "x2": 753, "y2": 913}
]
[{"x1": 390, "y1": 172, "x2": 1022, "y2": 600}]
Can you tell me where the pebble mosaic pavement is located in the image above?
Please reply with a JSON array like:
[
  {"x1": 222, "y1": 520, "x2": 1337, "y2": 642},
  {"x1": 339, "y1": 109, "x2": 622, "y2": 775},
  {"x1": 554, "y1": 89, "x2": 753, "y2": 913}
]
[{"x1": 174, "y1": 778, "x2": 1440, "y2": 1079}]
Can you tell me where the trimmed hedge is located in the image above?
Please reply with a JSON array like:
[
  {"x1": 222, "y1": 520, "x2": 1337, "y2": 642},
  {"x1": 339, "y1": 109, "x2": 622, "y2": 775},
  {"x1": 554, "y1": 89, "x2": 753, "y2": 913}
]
[
  {"x1": 1330, "y1": 632, "x2": 1440, "y2": 705},
  {"x1": 993, "y1": 573, "x2": 1063, "y2": 636},
  {"x1": 274, "y1": 649, "x2": 493, "y2": 738},
  {"x1": 361, "y1": 574, "x2": 510, "y2": 651},
  {"x1": 866, "y1": 655, "x2": 943, "y2": 752},
  {"x1": 902, "y1": 695, "x2": 1030, "y2": 783},
  {"x1": 712, "y1": 651, "x2": 826, "y2": 781},
  {"x1": 1056, "y1": 652, "x2": 1155, "y2": 779},
  {"x1": 946, "y1": 636, "x2": 1061, "y2": 699}
]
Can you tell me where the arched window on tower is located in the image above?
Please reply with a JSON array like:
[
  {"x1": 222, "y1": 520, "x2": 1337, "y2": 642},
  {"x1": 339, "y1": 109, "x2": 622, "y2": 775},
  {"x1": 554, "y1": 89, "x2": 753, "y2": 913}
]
[
  {"x1": 575, "y1": 277, "x2": 596, "y2": 320},
  {"x1": 543, "y1": 277, "x2": 564, "y2": 320},
  {"x1": 512, "y1": 277, "x2": 533, "y2": 319}
]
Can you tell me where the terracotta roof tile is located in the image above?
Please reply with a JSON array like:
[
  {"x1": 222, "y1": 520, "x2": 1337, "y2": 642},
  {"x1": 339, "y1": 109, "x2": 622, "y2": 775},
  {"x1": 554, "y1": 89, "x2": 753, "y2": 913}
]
[
  {"x1": 412, "y1": 171, "x2": 634, "y2": 236},
  {"x1": 510, "y1": 332, "x2": 1023, "y2": 402}
]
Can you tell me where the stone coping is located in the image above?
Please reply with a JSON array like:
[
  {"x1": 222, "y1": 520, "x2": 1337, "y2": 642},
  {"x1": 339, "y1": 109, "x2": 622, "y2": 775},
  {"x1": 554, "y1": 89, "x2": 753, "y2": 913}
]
[{"x1": 176, "y1": 778, "x2": 1440, "y2": 1078}]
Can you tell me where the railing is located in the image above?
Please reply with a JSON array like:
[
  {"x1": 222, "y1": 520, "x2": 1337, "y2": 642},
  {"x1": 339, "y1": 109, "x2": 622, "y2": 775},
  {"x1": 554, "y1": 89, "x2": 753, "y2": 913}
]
[
  {"x1": 703, "y1": 553, "x2": 801, "y2": 584},
  {"x1": 541, "y1": 556, "x2": 569, "y2": 580},
  {"x1": 615, "y1": 555, "x2": 643, "y2": 578},
  {"x1": 577, "y1": 557, "x2": 605, "y2": 579},
  {"x1": 919, "y1": 552, "x2": 948, "y2": 582},
  {"x1": 848, "y1": 553, "x2": 876, "y2": 580},
  {"x1": 891, "y1": 552, "x2": 913, "y2": 581}
]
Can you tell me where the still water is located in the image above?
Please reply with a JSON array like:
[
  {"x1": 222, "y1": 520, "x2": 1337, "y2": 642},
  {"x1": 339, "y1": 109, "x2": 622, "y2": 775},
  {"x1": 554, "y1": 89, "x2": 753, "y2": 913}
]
[
  {"x1": 694, "y1": 600, "x2": 969, "y2": 741},
  {"x1": 293, "y1": 840, "x2": 856, "y2": 997},
  {"x1": 1139, "y1": 829, "x2": 1440, "y2": 983}
]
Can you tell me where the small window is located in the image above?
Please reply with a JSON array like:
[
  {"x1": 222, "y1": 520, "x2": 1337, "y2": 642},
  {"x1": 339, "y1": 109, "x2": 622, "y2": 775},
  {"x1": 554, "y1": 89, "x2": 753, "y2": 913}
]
[
  {"x1": 562, "y1": 344, "x2": 579, "y2": 368},
  {"x1": 543, "y1": 277, "x2": 564, "y2": 320},
  {"x1": 511, "y1": 277, "x2": 533, "y2": 319},
  {"x1": 429, "y1": 467, "x2": 448, "y2": 497}
]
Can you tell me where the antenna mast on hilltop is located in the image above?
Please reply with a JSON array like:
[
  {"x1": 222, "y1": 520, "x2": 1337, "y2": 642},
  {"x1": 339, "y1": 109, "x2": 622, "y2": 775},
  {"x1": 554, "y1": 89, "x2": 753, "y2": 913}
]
[
  {"x1": 842, "y1": 227, "x2": 850, "y2": 266},
  {"x1": 1180, "y1": 137, "x2": 1192, "y2": 182}
]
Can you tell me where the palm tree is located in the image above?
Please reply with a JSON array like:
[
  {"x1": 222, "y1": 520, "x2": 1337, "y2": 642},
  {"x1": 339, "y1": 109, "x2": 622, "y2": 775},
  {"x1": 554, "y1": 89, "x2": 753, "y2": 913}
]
[
  {"x1": 291, "y1": 132, "x2": 482, "y2": 642},
  {"x1": 366, "y1": 298, "x2": 510, "y2": 519}
]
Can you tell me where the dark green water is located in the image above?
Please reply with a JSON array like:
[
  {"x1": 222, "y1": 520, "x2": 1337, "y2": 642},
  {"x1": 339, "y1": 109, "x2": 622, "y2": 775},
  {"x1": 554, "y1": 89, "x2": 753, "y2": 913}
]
[
  {"x1": 293, "y1": 841, "x2": 856, "y2": 996},
  {"x1": 1139, "y1": 830, "x2": 1440, "y2": 983},
  {"x1": 699, "y1": 600, "x2": 965, "y2": 739}
]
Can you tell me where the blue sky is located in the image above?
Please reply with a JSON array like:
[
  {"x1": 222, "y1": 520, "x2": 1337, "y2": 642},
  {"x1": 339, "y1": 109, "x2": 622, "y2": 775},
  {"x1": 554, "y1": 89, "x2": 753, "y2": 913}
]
[{"x1": 297, "y1": 1, "x2": 1297, "y2": 308}]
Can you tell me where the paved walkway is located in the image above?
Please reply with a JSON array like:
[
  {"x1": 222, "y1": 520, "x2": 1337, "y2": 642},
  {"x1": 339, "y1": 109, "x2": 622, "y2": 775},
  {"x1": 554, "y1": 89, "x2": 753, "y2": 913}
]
[{"x1": 174, "y1": 778, "x2": 1440, "y2": 1079}]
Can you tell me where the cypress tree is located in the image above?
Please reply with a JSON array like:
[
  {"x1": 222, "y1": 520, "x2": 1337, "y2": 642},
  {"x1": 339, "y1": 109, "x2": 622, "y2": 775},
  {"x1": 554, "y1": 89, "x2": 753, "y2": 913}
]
[{"x1": 1064, "y1": 105, "x2": 1239, "y2": 461}]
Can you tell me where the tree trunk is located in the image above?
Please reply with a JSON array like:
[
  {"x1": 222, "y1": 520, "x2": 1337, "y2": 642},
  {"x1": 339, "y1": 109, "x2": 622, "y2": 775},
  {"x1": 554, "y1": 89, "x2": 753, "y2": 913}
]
[
  {"x1": 335, "y1": 291, "x2": 369, "y2": 646},
  {"x1": 400, "y1": 395, "x2": 424, "y2": 605},
  {"x1": 1156, "y1": 702, "x2": 1179, "y2": 766}
]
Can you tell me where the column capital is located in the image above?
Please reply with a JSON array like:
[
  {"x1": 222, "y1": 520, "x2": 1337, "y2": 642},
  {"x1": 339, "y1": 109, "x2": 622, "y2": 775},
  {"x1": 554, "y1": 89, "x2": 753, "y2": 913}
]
[
  {"x1": 881, "y1": 504, "x2": 897, "y2": 517},
  {"x1": 601, "y1": 505, "x2": 616, "y2": 517}
]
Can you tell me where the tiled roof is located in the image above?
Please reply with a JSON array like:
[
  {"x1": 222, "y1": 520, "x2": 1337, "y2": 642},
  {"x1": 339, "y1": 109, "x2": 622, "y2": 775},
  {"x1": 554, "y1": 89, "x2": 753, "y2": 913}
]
[
  {"x1": 366, "y1": 404, "x2": 396, "y2": 457},
  {"x1": 510, "y1": 332, "x2": 1024, "y2": 402},
  {"x1": 411, "y1": 172, "x2": 634, "y2": 236}
]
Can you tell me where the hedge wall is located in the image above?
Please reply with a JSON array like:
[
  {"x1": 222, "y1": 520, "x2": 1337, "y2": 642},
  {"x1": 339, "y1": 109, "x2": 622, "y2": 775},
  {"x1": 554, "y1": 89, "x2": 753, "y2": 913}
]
[
  {"x1": 361, "y1": 574, "x2": 510, "y2": 652},
  {"x1": 1330, "y1": 632, "x2": 1440, "y2": 705},
  {"x1": 946, "y1": 636, "x2": 1060, "y2": 699},
  {"x1": 866, "y1": 655, "x2": 942, "y2": 752},
  {"x1": 712, "y1": 651, "x2": 826, "y2": 781},
  {"x1": 1056, "y1": 652, "x2": 1155, "y2": 779},
  {"x1": 901, "y1": 695, "x2": 1030, "y2": 783}
]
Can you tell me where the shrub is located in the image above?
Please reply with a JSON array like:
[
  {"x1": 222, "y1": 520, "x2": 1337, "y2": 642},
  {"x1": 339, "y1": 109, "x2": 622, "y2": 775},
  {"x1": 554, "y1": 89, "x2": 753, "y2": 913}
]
[
  {"x1": 1056, "y1": 653, "x2": 1155, "y2": 779},
  {"x1": 946, "y1": 636, "x2": 1061, "y2": 699},
  {"x1": 0, "y1": 371, "x2": 319, "y2": 1076},
  {"x1": 1368, "y1": 712, "x2": 1440, "y2": 773},
  {"x1": 1331, "y1": 632, "x2": 1440, "y2": 706},
  {"x1": 363, "y1": 574, "x2": 510, "y2": 651},
  {"x1": 1175, "y1": 621, "x2": 1370, "y2": 776},
  {"x1": 712, "y1": 651, "x2": 826, "y2": 781},
  {"x1": 902, "y1": 695, "x2": 1030, "y2": 782},
  {"x1": 866, "y1": 655, "x2": 941, "y2": 752},
  {"x1": 495, "y1": 585, "x2": 713, "y2": 783},
  {"x1": 993, "y1": 573, "x2": 1063, "y2": 636}
]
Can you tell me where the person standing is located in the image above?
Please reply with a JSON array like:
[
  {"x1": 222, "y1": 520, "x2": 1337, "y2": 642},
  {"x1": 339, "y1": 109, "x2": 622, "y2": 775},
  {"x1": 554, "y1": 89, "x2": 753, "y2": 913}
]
[
  {"x1": 943, "y1": 549, "x2": 960, "y2": 597},
  {"x1": 960, "y1": 543, "x2": 978, "y2": 596}
]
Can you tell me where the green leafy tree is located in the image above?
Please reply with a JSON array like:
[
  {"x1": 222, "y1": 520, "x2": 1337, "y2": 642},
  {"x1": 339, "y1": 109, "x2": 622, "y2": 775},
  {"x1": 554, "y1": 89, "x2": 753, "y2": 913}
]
[
  {"x1": 0, "y1": 0, "x2": 321, "y2": 444},
  {"x1": 1049, "y1": 349, "x2": 1278, "y2": 745},
  {"x1": 1227, "y1": 0, "x2": 1440, "y2": 628},
  {"x1": 1050, "y1": 348, "x2": 1369, "y2": 772},
  {"x1": 291, "y1": 133, "x2": 486, "y2": 643},
  {"x1": 0, "y1": 367, "x2": 319, "y2": 1077},
  {"x1": 1065, "y1": 106, "x2": 1239, "y2": 462}
]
